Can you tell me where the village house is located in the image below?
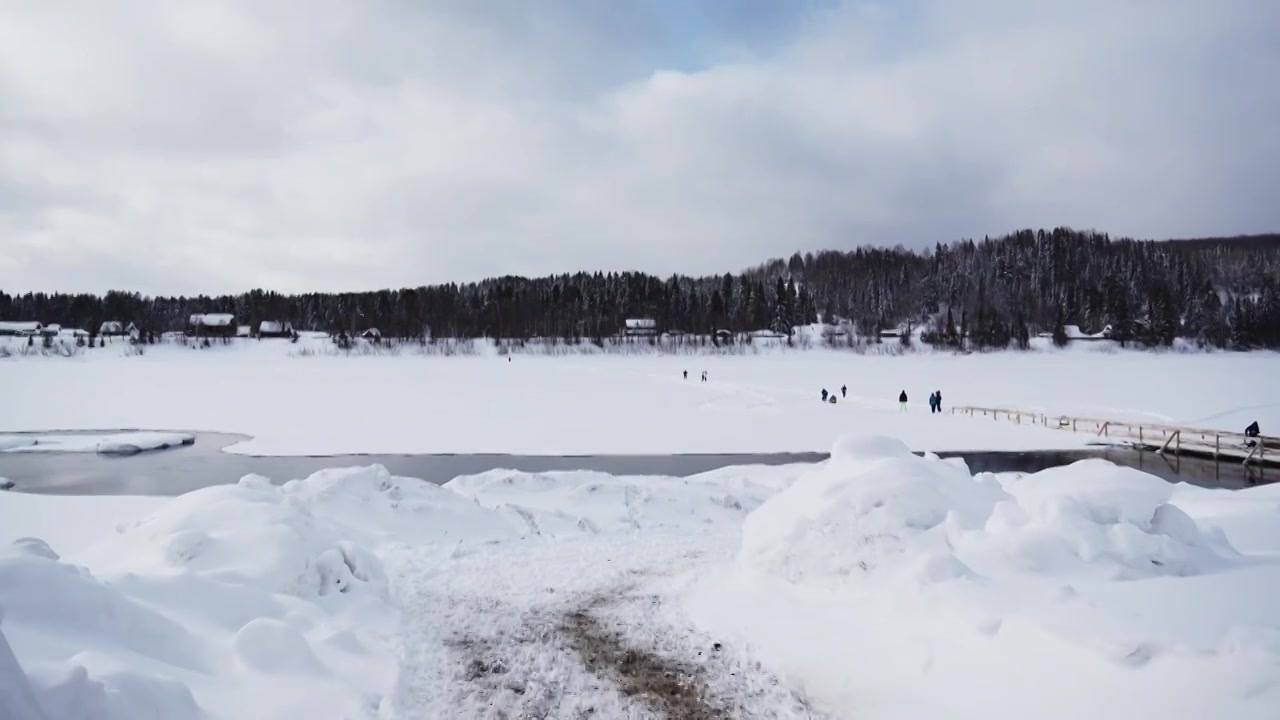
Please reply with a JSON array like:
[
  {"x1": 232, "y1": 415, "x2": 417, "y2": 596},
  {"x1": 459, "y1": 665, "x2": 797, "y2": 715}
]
[
  {"x1": 258, "y1": 320, "x2": 294, "y2": 339},
  {"x1": 0, "y1": 321, "x2": 42, "y2": 337},
  {"x1": 624, "y1": 318, "x2": 658, "y2": 337},
  {"x1": 188, "y1": 313, "x2": 237, "y2": 338}
]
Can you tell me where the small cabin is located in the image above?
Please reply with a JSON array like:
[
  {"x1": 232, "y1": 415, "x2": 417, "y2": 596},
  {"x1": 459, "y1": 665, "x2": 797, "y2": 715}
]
[
  {"x1": 236, "y1": 325, "x2": 252, "y2": 338},
  {"x1": 99, "y1": 321, "x2": 126, "y2": 336},
  {"x1": 360, "y1": 327, "x2": 382, "y2": 340},
  {"x1": 38, "y1": 324, "x2": 62, "y2": 338},
  {"x1": 189, "y1": 313, "x2": 237, "y2": 338},
  {"x1": 0, "y1": 321, "x2": 42, "y2": 336},
  {"x1": 258, "y1": 320, "x2": 294, "y2": 339},
  {"x1": 624, "y1": 318, "x2": 658, "y2": 337}
]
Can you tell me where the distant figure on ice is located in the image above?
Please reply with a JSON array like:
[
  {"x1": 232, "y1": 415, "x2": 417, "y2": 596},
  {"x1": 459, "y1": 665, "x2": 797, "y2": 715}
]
[
  {"x1": 683, "y1": 370, "x2": 688, "y2": 380},
  {"x1": 829, "y1": 395, "x2": 837, "y2": 404},
  {"x1": 822, "y1": 388, "x2": 829, "y2": 402},
  {"x1": 1245, "y1": 421, "x2": 1260, "y2": 437},
  {"x1": 701, "y1": 370, "x2": 708, "y2": 382},
  {"x1": 928, "y1": 392, "x2": 938, "y2": 414},
  {"x1": 899, "y1": 390, "x2": 908, "y2": 412},
  {"x1": 841, "y1": 385, "x2": 847, "y2": 398},
  {"x1": 935, "y1": 390, "x2": 942, "y2": 413}
]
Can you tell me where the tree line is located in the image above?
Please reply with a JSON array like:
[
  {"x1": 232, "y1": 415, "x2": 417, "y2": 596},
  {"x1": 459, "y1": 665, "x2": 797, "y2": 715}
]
[{"x1": 2, "y1": 228, "x2": 1279, "y2": 349}]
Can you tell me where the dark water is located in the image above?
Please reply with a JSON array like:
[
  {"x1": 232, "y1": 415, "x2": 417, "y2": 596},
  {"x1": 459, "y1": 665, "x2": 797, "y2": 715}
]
[{"x1": 0, "y1": 432, "x2": 1272, "y2": 496}]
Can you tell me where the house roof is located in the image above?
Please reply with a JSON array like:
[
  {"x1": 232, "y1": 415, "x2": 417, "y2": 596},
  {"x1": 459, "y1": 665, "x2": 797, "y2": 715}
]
[
  {"x1": 625, "y1": 318, "x2": 656, "y2": 328},
  {"x1": 259, "y1": 321, "x2": 289, "y2": 333},
  {"x1": 0, "y1": 321, "x2": 42, "y2": 332},
  {"x1": 99, "y1": 321, "x2": 123, "y2": 332},
  {"x1": 190, "y1": 313, "x2": 235, "y2": 327}
]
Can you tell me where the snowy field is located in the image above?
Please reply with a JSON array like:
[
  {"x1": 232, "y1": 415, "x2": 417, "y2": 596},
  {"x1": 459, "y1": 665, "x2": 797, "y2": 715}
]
[
  {"x1": 3, "y1": 439, "x2": 1279, "y2": 719},
  {"x1": 1, "y1": 340, "x2": 1277, "y2": 455}
]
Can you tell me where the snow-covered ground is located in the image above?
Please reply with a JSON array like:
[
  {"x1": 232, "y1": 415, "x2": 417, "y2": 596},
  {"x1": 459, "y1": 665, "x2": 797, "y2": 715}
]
[
  {"x1": 2, "y1": 441, "x2": 1278, "y2": 719},
  {"x1": 1, "y1": 341, "x2": 1276, "y2": 454}
]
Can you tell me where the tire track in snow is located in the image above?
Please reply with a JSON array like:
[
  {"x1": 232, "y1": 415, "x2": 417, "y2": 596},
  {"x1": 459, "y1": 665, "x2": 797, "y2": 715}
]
[{"x1": 381, "y1": 536, "x2": 832, "y2": 719}]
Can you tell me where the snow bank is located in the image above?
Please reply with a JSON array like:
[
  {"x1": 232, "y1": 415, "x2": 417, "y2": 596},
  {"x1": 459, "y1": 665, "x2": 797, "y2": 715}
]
[
  {"x1": 0, "y1": 619, "x2": 48, "y2": 720},
  {"x1": 0, "y1": 436, "x2": 37, "y2": 452},
  {"x1": 686, "y1": 436, "x2": 1280, "y2": 719},
  {"x1": 445, "y1": 463, "x2": 804, "y2": 538},
  {"x1": 743, "y1": 438, "x2": 1241, "y2": 587},
  {"x1": 0, "y1": 432, "x2": 195, "y2": 455},
  {"x1": 0, "y1": 465, "x2": 524, "y2": 720}
]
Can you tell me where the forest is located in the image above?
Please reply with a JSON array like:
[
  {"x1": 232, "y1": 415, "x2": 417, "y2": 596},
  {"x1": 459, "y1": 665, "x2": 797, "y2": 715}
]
[{"x1": 3, "y1": 228, "x2": 1279, "y2": 350}]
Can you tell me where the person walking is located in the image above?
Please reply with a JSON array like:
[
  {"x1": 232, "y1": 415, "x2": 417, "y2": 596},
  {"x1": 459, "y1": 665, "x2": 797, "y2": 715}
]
[
  {"x1": 928, "y1": 392, "x2": 938, "y2": 414},
  {"x1": 841, "y1": 385, "x2": 847, "y2": 398},
  {"x1": 935, "y1": 390, "x2": 942, "y2": 413},
  {"x1": 701, "y1": 370, "x2": 708, "y2": 382},
  {"x1": 898, "y1": 390, "x2": 908, "y2": 412},
  {"x1": 683, "y1": 370, "x2": 688, "y2": 380},
  {"x1": 822, "y1": 388, "x2": 829, "y2": 402}
]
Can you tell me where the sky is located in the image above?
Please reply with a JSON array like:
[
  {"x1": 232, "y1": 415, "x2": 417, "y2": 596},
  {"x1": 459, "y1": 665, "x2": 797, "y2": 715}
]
[{"x1": 1, "y1": 0, "x2": 1278, "y2": 296}]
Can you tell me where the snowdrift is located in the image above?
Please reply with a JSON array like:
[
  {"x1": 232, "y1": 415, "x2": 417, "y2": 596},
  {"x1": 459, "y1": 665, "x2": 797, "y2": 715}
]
[
  {"x1": 742, "y1": 437, "x2": 1241, "y2": 586},
  {"x1": 685, "y1": 436, "x2": 1280, "y2": 719},
  {"x1": 0, "y1": 465, "x2": 524, "y2": 720}
]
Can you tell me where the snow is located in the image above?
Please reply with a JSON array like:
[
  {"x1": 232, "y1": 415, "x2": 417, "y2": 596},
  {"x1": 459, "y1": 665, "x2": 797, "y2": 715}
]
[
  {"x1": 2, "y1": 341, "x2": 1276, "y2": 455},
  {"x1": 0, "y1": 432, "x2": 195, "y2": 455},
  {"x1": 0, "y1": 442, "x2": 1277, "y2": 718},
  {"x1": 0, "y1": 322, "x2": 42, "y2": 334},
  {"x1": 188, "y1": 313, "x2": 234, "y2": 327},
  {"x1": 685, "y1": 437, "x2": 1280, "y2": 719}
]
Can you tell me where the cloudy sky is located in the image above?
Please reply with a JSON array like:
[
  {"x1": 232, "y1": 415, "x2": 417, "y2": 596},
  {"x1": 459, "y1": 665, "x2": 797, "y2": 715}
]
[{"x1": 1, "y1": 1, "x2": 1277, "y2": 296}]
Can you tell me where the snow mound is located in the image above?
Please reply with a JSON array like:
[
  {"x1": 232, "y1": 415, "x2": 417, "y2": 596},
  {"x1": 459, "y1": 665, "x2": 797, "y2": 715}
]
[
  {"x1": 445, "y1": 467, "x2": 780, "y2": 537},
  {"x1": 0, "y1": 622, "x2": 47, "y2": 720},
  {"x1": 980, "y1": 460, "x2": 1241, "y2": 577},
  {"x1": 742, "y1": 437, "x2": 1242, "y2": 587},
  {"x1": 742, "y1": 436, "x2": 1003, "y2": 585},
  {"x1": 94, "y1": 432, "x2": 195, "y2": 455},
  {"x1": 2, "y1": 464, "x2": 521, "y2": 720},
  {"x1": 0, "y1": 540, "x2": 206, "y2": 720},
  {"x1": 233, "y1": 618, "x2": 325, "y2": 675}
]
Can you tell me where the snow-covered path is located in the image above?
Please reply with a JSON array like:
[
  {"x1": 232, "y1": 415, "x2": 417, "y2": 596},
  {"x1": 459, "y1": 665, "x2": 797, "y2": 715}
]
[{"x1": 381, "y1": 531, "x2": 828, "y2": 719}]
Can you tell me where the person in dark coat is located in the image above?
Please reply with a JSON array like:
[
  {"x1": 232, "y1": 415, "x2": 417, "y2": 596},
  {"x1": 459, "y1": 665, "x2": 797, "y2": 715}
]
[
  {"x1": 899, "y1": 390, "x2": 908, "y2": 412},
  {"x1": 822, "y1": 388, "x2": 829, "y2": 402},
  {"x1": 841, "y1": 385, "x2": 847, "y2": 398},
  {"x1": 928, "y1": 392, "x2": 938, "y2": 413},
  {"x1": 1245, "y1": 421, "x2": 1260, "y2": 437},
  {"x1": 935, "y1": 390, "x2": 942, "y2": 413},
  {"x1": 683, "y1": 370, "x2": 688, "y2": 380}
]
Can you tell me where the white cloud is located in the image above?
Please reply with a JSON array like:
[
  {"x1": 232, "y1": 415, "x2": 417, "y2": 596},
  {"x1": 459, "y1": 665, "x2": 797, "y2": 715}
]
[{"x1": 1, "y1": 0, "x2": 1277, "y2": 295}]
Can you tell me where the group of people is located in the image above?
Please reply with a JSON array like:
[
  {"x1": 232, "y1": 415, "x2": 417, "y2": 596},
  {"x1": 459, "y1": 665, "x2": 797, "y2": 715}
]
[
  {"x1": 682, "y1": 370, "x2": 708, "y2": 382},
  {"x1": 896, "y1": 389, "x2": 943, "y2": 413},
  {"x1": 820, "y1": 386, "x2": 847, "y2": 404}
]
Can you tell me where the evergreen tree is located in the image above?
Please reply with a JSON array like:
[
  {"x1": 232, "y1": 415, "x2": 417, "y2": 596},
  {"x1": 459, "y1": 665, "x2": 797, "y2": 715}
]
[{"x1": 1052, "y1": 306, "x2": 1069, "y2": 347}]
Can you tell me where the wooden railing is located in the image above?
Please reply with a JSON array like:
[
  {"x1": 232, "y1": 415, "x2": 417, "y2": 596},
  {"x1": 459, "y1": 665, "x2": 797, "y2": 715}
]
[{"x1": 949, "y1": 406, "x2": 1275, "y2": 465}]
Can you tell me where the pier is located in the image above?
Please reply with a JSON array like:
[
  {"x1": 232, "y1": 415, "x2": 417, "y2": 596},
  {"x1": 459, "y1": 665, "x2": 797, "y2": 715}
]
[{"x1": 950, "y1": 406, "x2": 1277, "y2": 467}]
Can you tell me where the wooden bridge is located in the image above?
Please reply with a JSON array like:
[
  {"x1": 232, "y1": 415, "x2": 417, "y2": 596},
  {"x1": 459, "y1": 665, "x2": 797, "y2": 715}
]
[{"x1": 950, "y1": 406, "x2": 1277, "y2": 466}]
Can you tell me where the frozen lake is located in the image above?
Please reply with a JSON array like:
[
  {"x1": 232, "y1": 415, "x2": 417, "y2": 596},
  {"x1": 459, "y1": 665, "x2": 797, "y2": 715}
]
[{"x1": 1, "y1": 431, "x2": 1272, "y2": 495}]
